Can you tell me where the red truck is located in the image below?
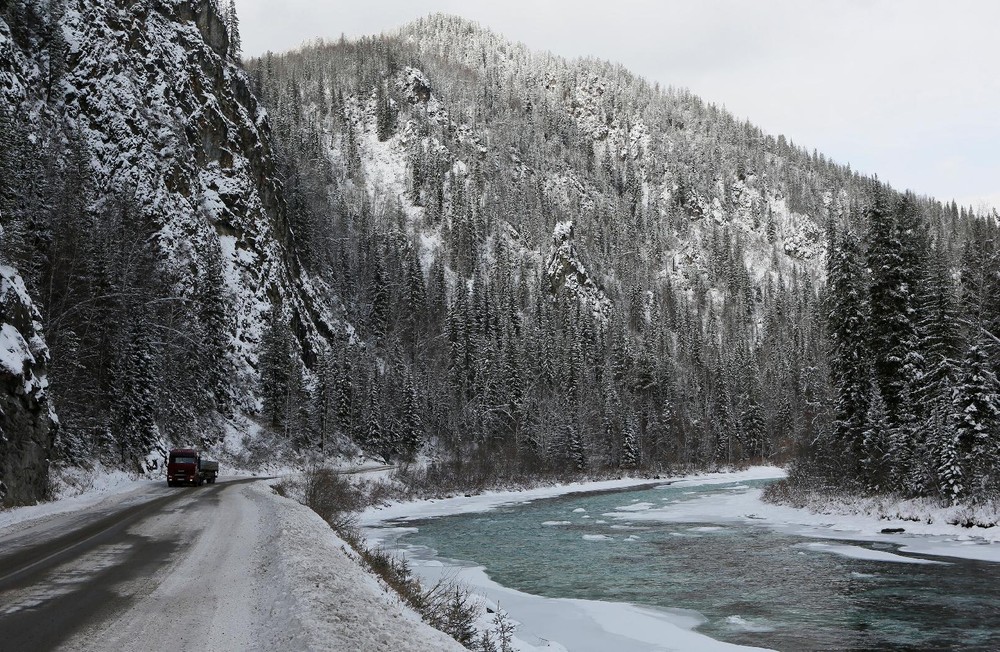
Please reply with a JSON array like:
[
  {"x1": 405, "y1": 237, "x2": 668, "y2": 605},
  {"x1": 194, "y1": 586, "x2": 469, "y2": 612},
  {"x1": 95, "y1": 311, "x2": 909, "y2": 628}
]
[{"x1": 166, "y1": 448, "x2": 219, "y2": 487}]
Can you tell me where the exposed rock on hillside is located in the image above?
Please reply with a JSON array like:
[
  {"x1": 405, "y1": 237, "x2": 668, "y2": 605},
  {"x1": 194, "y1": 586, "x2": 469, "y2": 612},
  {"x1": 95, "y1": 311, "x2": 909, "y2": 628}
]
[{"x1": 0, "y1": 266, "x2": 55, "y2": 507}]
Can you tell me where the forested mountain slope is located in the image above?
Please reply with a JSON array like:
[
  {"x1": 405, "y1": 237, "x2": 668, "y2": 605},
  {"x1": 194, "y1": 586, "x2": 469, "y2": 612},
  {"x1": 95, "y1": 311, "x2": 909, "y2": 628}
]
[{"x1": 245, "y1": 14, "x2": 993, "y2": 498}]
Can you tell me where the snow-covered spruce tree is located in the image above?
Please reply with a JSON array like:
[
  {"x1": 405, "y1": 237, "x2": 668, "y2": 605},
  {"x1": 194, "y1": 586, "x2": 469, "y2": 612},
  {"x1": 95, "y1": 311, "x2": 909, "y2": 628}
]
[
  {"x1": 866, "y1": 189, "x2": 924, "y2": 422},
  {"x1": 568, "y1": 422, "x2": 586, "y2": 472},
  {"x1": 936, "y1": 421, "x2": 965, "y2": 503},
  {"x1": 375, "y1": 81, "x2": 396, "y2": 141},
  {"x1": 259, "y1": 307, "x2": 293, "y2": 430},
  {"x1": 223, "y1": 0, "x2": 241, "y2": 61},
  {"x1": 109, "y1": 315, "x2": 159, "y2": 472},
  {"x1": 368, "y1": 247, "x2": 390, "y2": 345},
  {"x1": 621, "y1": 416, "x2": 640, "y2": 469},
  {"x1": 335, "y1": 352, "x2": 355, "y2": 440},
  {"x1": 313, "y1": 351, "x2": 337, "y2": 453},
  {"x1": 740, "y1": 397, "x2": 766, "y2": 462},
  {"x1": 861, "y1": 382, "x2": 891, "y2": 493},
  {"x1": 363, "y1": 375, "x2": 399, "y2": 461},
  {"x1": 959, "y1": 218, "x2": 1000, "y2": 351},
  {"x1": 916, "y1": 252, "x2": 961, "y2": 404},
  {"x1": 952, "y1": 333, "x2": 1000, "y2": 498},
  {"x1": 825, "y1": 229, "x2": 870, "y2": 481},
  {"x1": 193, "y1": 238, "x2": 235, "y2": 415},
  {"x1": 400, "y1": 369, "x2": 423, "y2": 461}
]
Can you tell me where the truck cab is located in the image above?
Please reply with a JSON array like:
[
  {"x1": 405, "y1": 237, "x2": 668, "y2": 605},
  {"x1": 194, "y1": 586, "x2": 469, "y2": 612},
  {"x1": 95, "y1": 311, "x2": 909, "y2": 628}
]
[{"x1": 167, "y1": 448, "x2": 202, "y2": 487}]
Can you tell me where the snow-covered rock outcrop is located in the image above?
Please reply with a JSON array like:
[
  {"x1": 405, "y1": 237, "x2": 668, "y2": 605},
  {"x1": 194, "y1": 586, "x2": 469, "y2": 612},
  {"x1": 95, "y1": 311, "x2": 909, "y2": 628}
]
[
  {"x1": 0, "y1": 266, "x2": 55, "y2": 507},
  {"x1": 545, "y1": 221, "x2": 612, "y2": 322}
]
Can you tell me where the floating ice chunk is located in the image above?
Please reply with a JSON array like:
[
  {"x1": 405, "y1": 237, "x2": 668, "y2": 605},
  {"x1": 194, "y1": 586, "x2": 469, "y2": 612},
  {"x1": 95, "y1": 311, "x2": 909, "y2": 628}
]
[
  {"x1": 724, "y1": 615, "x2": 775, "y2": 633},
  {"x1": 582, "y1": 534, "x2": 612, "y2": 542},
  {"x1": 542, "y1": 521, "x2": 572, "y2": 526},
  {"x1": 572, "y1": 508, "x2": 587, "y2": 513},
  {"x1": 799, "y1": 542, "x2": 948, "y2": 565},
  {"x1": 615, "y1": 502, "x2": 654, "y2": 512}
]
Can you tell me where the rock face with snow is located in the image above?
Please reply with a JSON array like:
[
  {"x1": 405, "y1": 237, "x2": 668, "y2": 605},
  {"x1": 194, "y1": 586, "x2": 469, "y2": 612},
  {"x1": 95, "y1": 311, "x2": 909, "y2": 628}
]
[
  {"x1": 0, "y1": 0, "x2": 338, "y2": 503},
  {"x1": 545, "y1": 221, "x2": 612, "y2": 322},
  {"x1": 49, "y1": 0, "x2": 319, "y2": 371},
  {"x1": 0, "y1": 266, "x2": 55, "y2": 507}
]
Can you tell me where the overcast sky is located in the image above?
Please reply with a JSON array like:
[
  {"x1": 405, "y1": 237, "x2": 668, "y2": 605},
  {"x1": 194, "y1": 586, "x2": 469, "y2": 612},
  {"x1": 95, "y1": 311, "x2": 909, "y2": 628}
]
[{"x1": 234, "y1": 1, "x2": 999, "y2": 213}]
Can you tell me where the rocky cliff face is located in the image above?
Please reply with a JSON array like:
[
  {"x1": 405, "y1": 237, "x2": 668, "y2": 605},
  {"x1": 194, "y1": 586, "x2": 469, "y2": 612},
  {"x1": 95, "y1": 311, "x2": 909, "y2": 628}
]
[
  {"x1": 0, "y1": 0, "x2": 336, "y2": 504},
  {"x1": 0, "y1": 266, "x2": 55, "y2": 507}
]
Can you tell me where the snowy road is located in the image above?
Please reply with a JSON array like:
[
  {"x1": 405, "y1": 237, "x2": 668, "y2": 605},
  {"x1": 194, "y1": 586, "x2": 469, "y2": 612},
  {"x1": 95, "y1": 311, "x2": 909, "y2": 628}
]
[
  {"x1": 0, "y1": 478, "x2": 280, "y2": 651},
  {"x1": 0, "y1": 475, "x2": 465, "y2": 652}
]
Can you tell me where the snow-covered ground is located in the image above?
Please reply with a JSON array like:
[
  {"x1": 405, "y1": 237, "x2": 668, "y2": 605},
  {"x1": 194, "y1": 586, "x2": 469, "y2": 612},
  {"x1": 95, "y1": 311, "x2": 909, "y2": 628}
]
[{"x1": 252, "y1": 481, "x2": 466, "y2": 651}]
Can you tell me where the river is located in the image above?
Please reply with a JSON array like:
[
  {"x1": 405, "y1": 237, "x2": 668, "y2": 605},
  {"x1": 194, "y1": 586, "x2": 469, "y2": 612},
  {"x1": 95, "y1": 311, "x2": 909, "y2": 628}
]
[{"x1": 365, "y1": 474, "x2": 1000, "y2": 651}]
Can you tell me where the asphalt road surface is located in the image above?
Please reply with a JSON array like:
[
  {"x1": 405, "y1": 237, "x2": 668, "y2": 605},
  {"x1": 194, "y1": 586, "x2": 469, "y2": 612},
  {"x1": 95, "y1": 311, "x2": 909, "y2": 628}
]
[{"x1": 0, "y1": 478, "x2": 280, "y2": 652}]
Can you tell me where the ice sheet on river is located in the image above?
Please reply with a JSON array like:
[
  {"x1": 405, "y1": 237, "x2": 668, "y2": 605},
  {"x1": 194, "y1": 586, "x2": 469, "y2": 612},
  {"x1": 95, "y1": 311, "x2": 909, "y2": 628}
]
[
  {"x1": 602, "y1": 479, "x2": 1000, "y2": 563},
  {"x1": 402, "y1": 551, "x2": 775, "y2": 652},
  {"x1": 797, "y1": 542, "x2": 949, "y2": 565}
]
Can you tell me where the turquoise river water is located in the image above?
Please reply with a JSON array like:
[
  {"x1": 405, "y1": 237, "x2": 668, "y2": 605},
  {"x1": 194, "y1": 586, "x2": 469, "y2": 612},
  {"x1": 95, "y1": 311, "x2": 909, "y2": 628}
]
[{"x1": 394, "y1": 479, "x2": 1000, "y2": 651}]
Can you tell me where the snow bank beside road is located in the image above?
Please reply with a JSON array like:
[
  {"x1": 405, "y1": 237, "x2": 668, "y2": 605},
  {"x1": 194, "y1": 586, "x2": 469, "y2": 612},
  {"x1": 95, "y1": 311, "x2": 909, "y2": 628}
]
[
  {"x1": 257, "y1": 482, "x2": 466, "y2": 652},
  {"x1": 0, "y1": 470, "x2": 155, "y2": 532}
]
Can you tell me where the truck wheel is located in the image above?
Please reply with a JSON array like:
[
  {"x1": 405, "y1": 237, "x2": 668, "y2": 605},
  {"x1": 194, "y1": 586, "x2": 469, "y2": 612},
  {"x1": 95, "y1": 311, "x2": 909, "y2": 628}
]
[
  {"x1": 210, "y1": 477, "x2": 216, "y2": 484},
  {"x1": 167, "y1": 481, "x2": 174, "y2": 487}
]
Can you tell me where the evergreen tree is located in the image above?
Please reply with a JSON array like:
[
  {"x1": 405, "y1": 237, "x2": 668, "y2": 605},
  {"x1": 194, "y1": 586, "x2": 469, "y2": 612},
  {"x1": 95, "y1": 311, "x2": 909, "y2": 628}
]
[
  {"x1": 867, "y1": 190, "x2": 923, "y2": 420},
  {"x1": 109, "y1": 317, "x2": 158, "y2": 472},
  {"x1": 336, "y1": 352, "x2": 355, "y2": 438},
  {"x1": 567, "y1": 422, "x2": 586, "y2": 471},
  {"x1": 194, "y1": 241, "x2": 234, "y2": 413},
  {"x1": 363, "y1": 376, "x2": 387, "y2": 460},
  {"x1": 826, "y1": 229, "x2": 870, "y2": 477},
  {"x1": 370, "y1": 249, "x2": 389, "y2": 344},
  {"x1": 917, "y1": 252, "x2": 961, "y2": 405},
  {"x1": 400, "y1": 370, "x2": 422, "y2": 460},
  {"x1": 224, "y1": 0, "x2": 242, "y2": 61},
  {"x1": 621, "y1": 416, "x2": 640, "y2": 469},
  {"x1": 260, "y1": 307, "x2": 293, "y2": 429},
  {"x1": 861, "y1": 382, "x2": 890, "y2": 493},
  {"x1": 375, "y1": 82, "x2": 396, "y2": 142},
  {"x1": 952, "y1": 334, "x2": 1000, "y2": 496}
]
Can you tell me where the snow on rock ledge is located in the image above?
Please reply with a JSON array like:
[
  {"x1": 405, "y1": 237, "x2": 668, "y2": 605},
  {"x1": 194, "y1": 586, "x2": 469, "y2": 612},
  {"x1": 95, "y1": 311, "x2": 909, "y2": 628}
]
[
  {"x1": 0, "y1": 266, "x2": 56, "y2": 508},
  {"x1": 545, "y1": 220, "x2": 612, "y2": 323}
]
